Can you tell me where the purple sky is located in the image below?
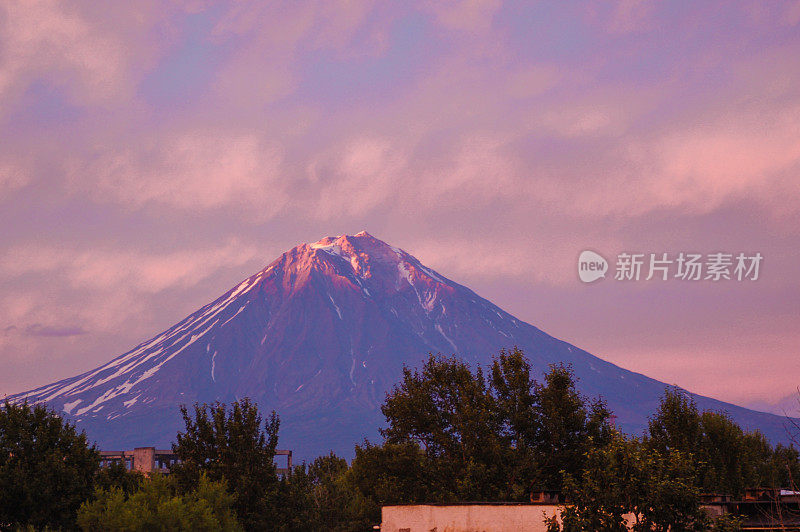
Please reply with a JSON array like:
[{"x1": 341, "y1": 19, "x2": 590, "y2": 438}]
[{"x1": 1, "y1": 1, "x2": 799, "y2": 413}]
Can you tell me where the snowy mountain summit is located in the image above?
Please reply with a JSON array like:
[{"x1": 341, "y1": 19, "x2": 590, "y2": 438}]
[{"x1": 10, "y1": 232, "x2": 795, "y2": 459}]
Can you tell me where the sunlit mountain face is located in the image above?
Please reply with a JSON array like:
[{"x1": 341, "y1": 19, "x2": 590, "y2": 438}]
[{"x1": 10, "y1": 232, "x2": 795, "y2": 459}]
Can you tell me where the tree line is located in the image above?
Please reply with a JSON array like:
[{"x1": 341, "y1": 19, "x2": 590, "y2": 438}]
[{"x1": 1, "y1": 347, "x2": 798, "y2": 530}]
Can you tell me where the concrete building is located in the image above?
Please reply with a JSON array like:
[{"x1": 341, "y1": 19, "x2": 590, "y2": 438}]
[
  {"x1": 381, "y1": 490, "x2": 800, "y2": 531},
  {"x1": 381, "y1": 503, "x2": 563, "y2": 532},
  {"x1": 100, "y1": 447, "x2": 177, "y2": 474},
  {"x1": 100, "y1": 447, "x2": 293, "y2": 475}
]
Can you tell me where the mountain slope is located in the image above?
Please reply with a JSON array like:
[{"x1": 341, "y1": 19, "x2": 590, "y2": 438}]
[{"x1": 9, "y1": 232, "x2": 796, "y2": 459}]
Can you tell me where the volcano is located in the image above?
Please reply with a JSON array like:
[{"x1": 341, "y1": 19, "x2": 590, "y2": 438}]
[{"x1": 9, "y1": 232, "x2": 795, "y2": 459}]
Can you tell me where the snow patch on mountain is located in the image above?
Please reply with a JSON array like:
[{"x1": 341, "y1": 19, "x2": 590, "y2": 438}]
[
  {"x1": 63, "y1": 399, "x2": 81, "y2": 415},
  {"x1": 221, "y1": 302, "x2": 249, "y2": 327},
  {"x1": 123, "y1": 395, "x2": 140, "y2": 408},
  {"x1": 310, "y1": 242, "x2": 344, "y2": 257},
  {"x1": 328, "y1": 292, "x2": 343, "y2": 319},
  {"x1": 436, "y1": 323, "x2": 457, "y2": 352},
  {"x1": 349, "y1": 348, "x2": 356, "y2": 387}
]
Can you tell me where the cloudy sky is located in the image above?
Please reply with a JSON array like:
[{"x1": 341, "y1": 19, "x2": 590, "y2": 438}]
[{"x1": 1, "y1": 1, "x2": 799, "y2": 412}]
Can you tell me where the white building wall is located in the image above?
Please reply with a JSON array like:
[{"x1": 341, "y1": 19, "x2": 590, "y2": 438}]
[{"x1": 381, "y1": 504, "x2": 562, "y2": 532}]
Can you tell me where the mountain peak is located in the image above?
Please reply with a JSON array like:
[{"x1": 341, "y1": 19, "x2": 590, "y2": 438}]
[
  {"x1": 11, "y1": 232, "x2": 795, "y2": 459},
  {"x1": 305, "y1": 231, "x2": 406, "y2": 274},
  {"x1": 309, "y1": 230, "x2": 380, "y2": 249}
]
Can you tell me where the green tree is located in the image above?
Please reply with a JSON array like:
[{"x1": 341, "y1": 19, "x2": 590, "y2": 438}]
[
  {"x1": 489, "y1": 351, "x2": 613, "y2": 494},
  {"x1": 636, "y1": 447, "x2": 707, "y2": 531},
  {"x1": 275, "y1": 462, "x2": 318, "y2": 531},
  {"x1": 380, "y1": 354, "x2": 507, "y2": 501},
  {"x1": 0, "y1": 400, "x2": 99, "y2": 530},
  {"x1": 170, "y1": 398, "x2": 281, "y2": 531},
  {"x1": 551, "y1": 433, "x2": 709, "y2": 532},
  {"x1": 368, "y1": 350, "x2": 613, "y2": 503},
  {"x1": 740, "y1": 433, "x2": 800, "y2": 490},
  {"x1": 350, "y1": 440, "x2": 431, "y2": 507},
  {"x1": 767, "y1": 443, "x2": 800, "y2": 488},
  {"x1": 93, "y1": 461, "x2": 144, "y2": 496},
  {"x1": 489, "y1": 348, "x2": 541, "y2": 498},
  {"x1": 647, "y1": 388, "x2": 702, "y2": 455},
  {"x1": 307, "y1": 452, "x2": 376, "y2": 531},
  {"x1": 530, "y1": 362, "x2": 613, "y2": 490},
  {"x1": 77, "y1": 472, "x2": 241, "y2": 531},
  {"x1": 647, "y1": 388, "x2": 800, "y2": 496},
  {"x1": 698, "y1": 411, "x2": 748, "y2": 496},
  {"x1": 551, "y1": 435, "x2": 639, "y2": 532},
  {"x1": 276, "y1": 453, "x2": 378, "y2": 532}
]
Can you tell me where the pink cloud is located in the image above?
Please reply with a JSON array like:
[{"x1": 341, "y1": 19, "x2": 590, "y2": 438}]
[
  {"x1": 310, "y1": 137, "x2": 407, "y2": 218},
  {"x1": 787, "y1": 1, "x2": 800, "y2": 26},
  {"x1": 0, "y1": 1, "x2": 170, "y2": 111},
  {"x1": 420, "y1": 0, "x2": 503, "y2": 32},
  {"x1": 68, "y1": 130, "x2": 287, "y2": 216},
  {"x1": 415, "y1": 133, "x2": 520, "y2": 207},
  {"x1": 207, "y1": 1, "x2": 381, "y2": 107},
  {"x1": 0, "y1": 239, "x2": 262, "y2": 293},
  {"x1": 606, "y1": 0, "x2": 655, "y2": 34},
  {"x1": 1, "y1": 1, "x2": 799, "y2": 407},
  {"x1": 0, "y1": 160, "x2": 29, "y2": 200},
  {"x1": 649, "y1": 116, "x2": 800, "y2": 210}
]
